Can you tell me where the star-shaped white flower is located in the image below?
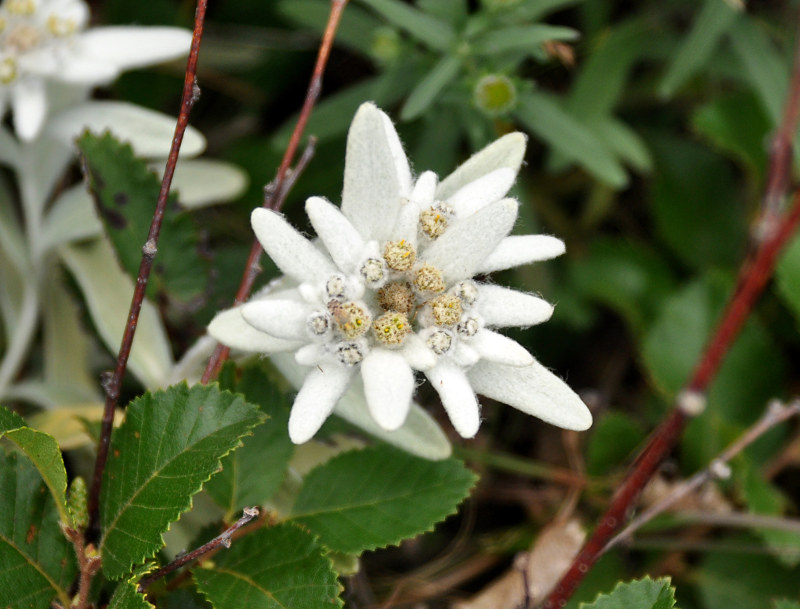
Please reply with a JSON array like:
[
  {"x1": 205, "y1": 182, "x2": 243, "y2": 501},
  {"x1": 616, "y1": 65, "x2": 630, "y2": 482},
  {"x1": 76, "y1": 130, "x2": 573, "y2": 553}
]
[
  {"x1": 208, "y1": 102, "x2": 592, "y2": 443},
  {"x1": 0, "y1": 0, "x2": 191, "y2": 140}
]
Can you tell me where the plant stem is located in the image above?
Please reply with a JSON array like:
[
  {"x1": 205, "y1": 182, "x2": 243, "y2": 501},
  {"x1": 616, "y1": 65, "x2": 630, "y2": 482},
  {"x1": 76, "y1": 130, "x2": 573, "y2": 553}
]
[
  {"x1": 541, "y1": 10, "x2": 800, "y2": 606},
  {"x1": 87, "y1": 0, "x2": 209, "y2": 535},
  {"x1": 201, "y1": 0, "x2": 349, "y2": 384}
]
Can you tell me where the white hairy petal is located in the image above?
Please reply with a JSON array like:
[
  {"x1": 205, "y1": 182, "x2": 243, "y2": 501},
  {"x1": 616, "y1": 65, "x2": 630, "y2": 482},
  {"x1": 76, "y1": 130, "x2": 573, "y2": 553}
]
[
  {"x1": 468, "y1": 359, "x2": 592, "y2": 431},
  {"x1": 436, "y1": 132, "x2": 527, "y2": 200},
  {"x1": 448, "y1": 168, "x2": 516, "y2": 217},
  {"x1": 477, "y1": 284, "x2": 554, "y2": 327},
  {"x1": 451, "y1": 343, "x2": 480, "y2": 368},
  {"x1": 362, "y1": 349, "x2": 414, "y2": 430},
  {"x1": 241, "y1": 300, "x2": 314, "y2": 340},
  {"x1": 427, "y1": 363, "x2": 481, "y2": 438},
  {"x1": 400, "y1": 333, "x2": 437, "y2": 370},
  {"x1": 478, "y1": 235, "x2": 566, "y2": 273},
  {"x1": 422, "y1": 198, "x2": 518, "y2": 283},
  {"x1": 207, "y1": 307, "x2": 302, "y2": 353},
  {"x1": 289, "y1": 363, "x2": 354, "y2": 443},
  {"x1": 73, "y1": 27, "x2": 191, "y2": 72},
  {"x1": 393, "y1": 200, "x2": 421, "y2": 248},
  {"x1": 341, "y1": 103, "x2": 412, "y2": 241},
  {"x1": 251, "y1": 208, "x2": 337, "y2": 282},
  {"x1": 295, "y1": 343, "x2": 325, "y2": 366},
  {"x1": 306, "y1": 196, "x2": 366, "y2": 274},
  {"x1": 411, "y1": 171, "x2": 438, "y2": 205},
  {"x1": 470, "y1": 330, "x2": 534, "y2": 366},
  {"x1": 12, "y1": 79, "x2": 48, "y2": 141}
]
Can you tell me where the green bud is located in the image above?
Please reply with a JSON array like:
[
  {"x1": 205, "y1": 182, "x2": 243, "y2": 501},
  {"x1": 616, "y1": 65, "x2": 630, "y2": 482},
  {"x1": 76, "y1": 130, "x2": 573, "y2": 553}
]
[
  {"x1": 473, "y1": 74, "x2": 518, "y2": 117},
  {"x1": 370, "y1": 27, "x2": 401, "y2": 65},
  {"x1": 68, "y1": 477, "x2": 88, "y2": 530}
]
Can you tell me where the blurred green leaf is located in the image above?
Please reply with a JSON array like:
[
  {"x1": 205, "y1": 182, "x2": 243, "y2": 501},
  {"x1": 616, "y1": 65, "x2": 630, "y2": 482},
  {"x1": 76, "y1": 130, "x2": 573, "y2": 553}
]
[
  {"x1": 472, "y1": 24, "x2": 579, "y2": 55},
  {"x1": 358, "y1": 0, "x2": 456, "y2": 52},
  {"x1": 774, "y1": 601, "x2": 800, "y2": 609},
  {"x1": 570, "y1": 237, "x2": 676, "y2": 335},
  {"x1": 592, "y1": 117, "x2": 653, "y2": 172},
  {"x1": 0, "y1": 405, "x2": 70, "y2": 527},
  {"x1": 100, "y1": 384, "x2": 264, "y2": 578},
  {"x1": 642, "y1": 274, "x2": 785, "y2": 425},
  {"x1": 77, "y1": 131, "x2": 210, "y2": 308},
  {"x1": 290, "y1": 446, "x2": 476, "y2": 553},
  {"x1": 0, "y1": 452, "x2": 76, "y2": 609},
  {"x1": 586, "y1": 412, "x2": 646, "y2": 477},
  {"x1": 692, "y1": 91, "x2": 771, "y2": 174},
  {"x1": 776, "y1": 233, "x2": 800, "y2": 330},
  {"x1": 650, "y1": 135, "x2": 745, "y2": 270},
  {"x1": 193, "y1": 523, "x2": 342, "y2": 608},
  {"x1": 108, "y1": 582, "x2": 154, "y2": 609},
  {"x1": 401, "y1": 54, "x2": 463, "y2": 120},
  {"x1": 205, "y1": 364, "x2": 294, "y2": 520},
  {"x1": 579, "y1": 576, "x2": 676, "y2": 609},
  {"x1": 516, "y1": 91, "x2": 627, "y2": 187},
  {"x1": 658, "y1": 0, "x2": 741, "y2": 98}
]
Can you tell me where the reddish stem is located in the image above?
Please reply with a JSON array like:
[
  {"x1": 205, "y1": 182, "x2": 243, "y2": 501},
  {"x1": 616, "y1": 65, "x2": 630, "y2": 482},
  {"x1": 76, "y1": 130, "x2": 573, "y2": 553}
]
[
  {"x1": 87, "y1": 0, "x2": 209, "y2": 534},
  {"x1": 542, "y1": 13, "x2": 800, "y2": 607},
  {"x1": 201, "y1": 0, "x2": 348, "y2": 384}
]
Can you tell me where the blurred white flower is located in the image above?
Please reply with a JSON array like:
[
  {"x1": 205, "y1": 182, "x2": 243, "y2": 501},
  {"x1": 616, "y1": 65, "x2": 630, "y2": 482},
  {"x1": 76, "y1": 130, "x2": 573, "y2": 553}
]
[
  {"x1": 208, "y1": 102, "x2": 592, "y2": 443},
  {"x1": 0, "y1": 0, "x2": 191, "y2": 140}
]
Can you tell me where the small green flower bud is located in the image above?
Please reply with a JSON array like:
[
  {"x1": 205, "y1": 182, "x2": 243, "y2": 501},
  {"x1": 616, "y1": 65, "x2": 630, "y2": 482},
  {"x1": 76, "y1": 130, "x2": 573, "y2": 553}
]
[
  {"x1": 68, "y1": 477, "x2": 88, "y2": 530},
  {"x1": 473, "y1": 74, "x2": 518, "y2": 117},
  {"x1": 370, "y1": 26, "x2": 401, "y2": 65}
]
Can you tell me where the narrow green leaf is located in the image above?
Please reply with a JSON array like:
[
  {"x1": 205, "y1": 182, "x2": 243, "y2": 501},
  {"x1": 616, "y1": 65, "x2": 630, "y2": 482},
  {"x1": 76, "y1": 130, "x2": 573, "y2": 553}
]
[
  {"x1": 358, "y1": 0, "x2": 456, "y2": 52},
  {"x1": 401, "y1": 54, "x2": 462, "y2": 120},
  {"x1": 515, "y1": 91, "x2": 627, "y2": 187},
  {"x1": 774, "y1": 601, "x2": 800, "y2": 609},
  {"x1": 290, "y1": 446, "x2": 476, "y2": 554},
  {"x1": 100, "y1": 383, "x2": 265, "y2": 579},
  {"x1": 108, "y1": 582, "x2": 154, "y2": 609},
  {"x1": 591, "y1": 117, "x2": 652, "y2": 172},
  {"x1": 77, "y1": 131, "x2": 210, "y2": 307},
  {"x1": 513, "y1": 0, "x2": 581, "y2": 21},
  {"x1": 193, "y1": 523, "x2": 342, "y2": 609},
  {"x1": 580, "y1": 576, "x2": 676, "y2": 609},
  {"x1": 658, "y1": 0, "x2": 740, "y2": 98},
  {"x1": 0, "y1": 452, "x2": 76, "y2": 609},
  {"x1": 472, "y1": 24, "x2": 578, "y2": 55},
  {"x1": 205, "y1": 364, "x2": 295, "y2": 519},
  {"x1": 0, "y1": 405, "x2": 70, "y2": 527}
]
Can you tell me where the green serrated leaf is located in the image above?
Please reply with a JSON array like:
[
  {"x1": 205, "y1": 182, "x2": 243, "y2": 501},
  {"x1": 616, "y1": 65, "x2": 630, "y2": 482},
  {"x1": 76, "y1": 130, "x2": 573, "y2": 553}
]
[
  {"x1": 658, "y1": 0, "x2": 740, "y2": 98},
  {"x1": 580, "y1": 576, "x2": 676, "y2": 609},
  {"x1": 108, "y1": 582, "x2": 154, "y2": 609},
  {"x1": 100, "y1": 383, "x2": 265, "y2": 579},
  {"x1": 193, "y1": 523, "x2": 343, "y2": 609},
  {"x1": 205, "y1": 364, "x2": 295, "y2": 519},
  {"x1": 358, "y1": 0, "x2": 456, "y2": 52},
  {"x1": 401, "y1": 54, "x2": 462, "y2": 121},
  {"x1": 515, "y1": 91, "x2": 627, "y2": 187},
  {"x1": 77, "y1": 131, "x2": 210, "y2": 307},
  {"x1": 290, "y1": 446, "x2": 476, "y2": 553},
  {"x1": 0, "y1": 405, "x2": 70, "y2": 527},
  {"x1": 0, "y1": 452, "x2": 77, "y2": 609}
]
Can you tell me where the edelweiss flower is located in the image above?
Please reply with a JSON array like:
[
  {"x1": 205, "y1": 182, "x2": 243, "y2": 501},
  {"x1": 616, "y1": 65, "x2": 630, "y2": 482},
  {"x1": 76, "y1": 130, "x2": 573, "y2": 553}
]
[
  {"x1": 0, "y1": 0, "x2": 191, "y2": 140},
  {"x1": 208, "y1": 103, "x2": 592, "y2": 443}
]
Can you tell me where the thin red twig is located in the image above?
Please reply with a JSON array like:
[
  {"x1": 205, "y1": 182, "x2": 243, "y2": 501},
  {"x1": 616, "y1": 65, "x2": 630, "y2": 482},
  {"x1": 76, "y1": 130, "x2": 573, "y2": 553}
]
[
  {"x1": 201, "y1": 0, "x2": 349, "y2": 384},
  {"x1": 87, "y1": 0, "x2": 209, "y2": 534},
  {"x1": 541, "y1": 11, "x2": 800, "y2": 607},
  {"x1": 137, "y1": 507, "x2": 259, "y2": 593}
]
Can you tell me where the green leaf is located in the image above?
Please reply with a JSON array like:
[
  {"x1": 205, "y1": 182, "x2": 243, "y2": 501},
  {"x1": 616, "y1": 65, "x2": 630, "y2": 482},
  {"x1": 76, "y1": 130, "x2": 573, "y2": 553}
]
[
  {"x1": 401, "y1": 54, "x2": 462, "y2": 121},
  {"x1": 60, "y1": 239, "x2": 174, "y2": 389},
  {"x1": 358, "y1": 0, "x2": 456, "y2": 52},
  {"x1": 591, "y1": 117, "x2": 653, "y2": 173},
  {"x1": 580, "y1": 576, "x2": 676, "y2": 609},
  {"x1": 641, "y1": 274, "x2": 785, "y2": 426},
  {"x1": 774, "y1": 601, "x2": 800, "y2": 609},
  {"x1": 692, "y1": 91, "x2": 771, "y2": 174},
  {"x1": 290, "y1": 446, "x2": 476, "y2": 553},
  {"x1": 108, "y1": 582, "x2": 154, "y2": 609},
  {"x1": 205, "y1": 364, "x2": 295, "y2": 519},
  {"x1": 100, "y1": 383, "x2": 265, "y2": 578},
  {"x1": 77, "y1": 131, "x2": 210, "y2": 307},
  {"x1": 193, "y1": 523, "x2": 342, "y2": 609},
  {"x1": 586, "y1": 413, "x2": 646, "y2": 477},
  {"x1": 515, "y1": 91, "x2": 627, "y2": 187},
  {"x1": 472, "y1": 24, "x2": 579, "y2": 55},
  {"x1": 0, "y1": 452, "x2": 76, "y2": 609},
  {"x1": 0, "y1": 405, "x2": 70, "y2": 527},
  {"x1": 776, "y1": 233, "x2": 800, "y2": 329},
  {"x1": 658, "y1": 0, "x2": 741, "y2": 98},
  {"x1": 650, "y1": 135, "x2": 745, "y2": 270}
]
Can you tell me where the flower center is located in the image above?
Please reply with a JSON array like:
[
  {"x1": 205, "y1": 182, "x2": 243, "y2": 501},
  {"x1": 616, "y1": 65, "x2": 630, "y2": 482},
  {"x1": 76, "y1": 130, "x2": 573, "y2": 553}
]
[
  {"x1": 377, "y1": 281, "x2": 414, "y2": 314},
  {"x1": 47, "y1": 15, "x2": 76, "y2": 37},
  {"x1": 5, "y1": 23, "x2": 41, "y2": 52},
  {"x1": 419, "y1": 206, "x2": 448, "y2": 239},
  {"x1": 429, "y1": 294, "x2": 462, "y2": 327},
  {"x1": 373, "y1": 311, "x2": 411, "y2": 346},
  {"x1": 383, "y1": 239, "x2": 416, "y2": 271},
  {"x1": 359, "y1": 257, "x2": 386, "y2": 288},
  {"x1": 426, "y1": 329, "x2": 453, "y2": 354},
  {"x1": 0, "y1": 56, "x2": 17, "y2": 83},
  {"x1": 328, "y1": 300, "x2": 369, "y2": 339},
  {"x1": 413, "y1": 263, "x2": 445, "y2": 294},
  {"x1": 336, "y1": 341, "x2": 365, "y2": 366}
]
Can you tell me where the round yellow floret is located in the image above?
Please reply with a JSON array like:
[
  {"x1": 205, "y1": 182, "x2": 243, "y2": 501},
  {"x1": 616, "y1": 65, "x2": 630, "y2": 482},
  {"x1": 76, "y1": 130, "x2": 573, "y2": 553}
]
[
  {"x1": 383, "y1": 239, "x2": 416, "y2": 271},
  {"x1": 377, "y1": 282, "x2": 415, "y2": 314},
  {"x1": 329, "y1": 301, "x2": 369, "y2": 339},
  {"x1": 420, "y1": 208, "x2": 448, "y2": 239},
  {"x1": 372, "y1": 311, "x2": 411, "y2": 346},
  {"x1": 413, "y1": 263, "x2": 445, "y2": 294},
  {"x1": 430, "y1": 294, "x2": 462, "y2": 327}
]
